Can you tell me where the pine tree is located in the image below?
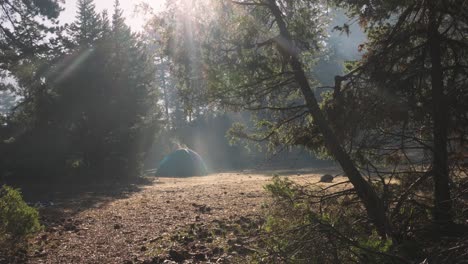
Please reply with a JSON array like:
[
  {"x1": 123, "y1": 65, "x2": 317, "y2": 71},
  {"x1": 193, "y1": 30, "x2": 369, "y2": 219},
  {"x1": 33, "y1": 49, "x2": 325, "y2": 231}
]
[
  {"x1": 1, "y1": 0, "x2": 160, "y2": 180},
  {"x1": 69, "y1": 0, "x2": 103, "y2": 47},
  {"x1": 101, "y1": 10, "x2": 111, "y2": 38},
  {"x1": 0, "y1": 0, "x2": 60, "y2": 70},
  {"x1": 0, "y1": 0, "x2": 63, "y2": 179},
  {"x1": 50, "y1": 0, "x2": 159, "y2": 178},
  {"x1": 105, "y1": 0, "x2": 160, "y2": 177}
]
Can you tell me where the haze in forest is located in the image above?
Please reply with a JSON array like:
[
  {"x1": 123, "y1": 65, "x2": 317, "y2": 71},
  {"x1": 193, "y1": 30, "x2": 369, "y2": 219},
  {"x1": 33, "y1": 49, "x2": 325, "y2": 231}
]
[{"x1": 1, "y1": 0, "x2": 466, "y2": 263}]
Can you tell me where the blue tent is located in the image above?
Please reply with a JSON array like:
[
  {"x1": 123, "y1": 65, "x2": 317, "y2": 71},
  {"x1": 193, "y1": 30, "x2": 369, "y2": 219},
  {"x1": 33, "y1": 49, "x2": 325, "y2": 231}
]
[{"x1": 156, "y1": 149, "x2": 208, "y2": 177}]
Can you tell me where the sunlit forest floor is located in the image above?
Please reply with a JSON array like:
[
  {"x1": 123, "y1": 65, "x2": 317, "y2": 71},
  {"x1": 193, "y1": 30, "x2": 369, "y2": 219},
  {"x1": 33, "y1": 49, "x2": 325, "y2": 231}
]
[{"x1": 19, "y1": 168, "x2": 339, "y2": 263}]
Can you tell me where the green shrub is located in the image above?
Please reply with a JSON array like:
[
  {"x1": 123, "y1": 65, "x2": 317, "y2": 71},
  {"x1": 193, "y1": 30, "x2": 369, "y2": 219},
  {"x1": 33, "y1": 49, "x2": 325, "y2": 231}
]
[
  {"x1": 261, "y1": 177, "x2": 398, "y2": 263},
  {"x1": 264, "y1": 176, "x2": 298, "y2": 201},
  {"x1": 0, "y1": 185, "x2": 42, "y2": 242}
]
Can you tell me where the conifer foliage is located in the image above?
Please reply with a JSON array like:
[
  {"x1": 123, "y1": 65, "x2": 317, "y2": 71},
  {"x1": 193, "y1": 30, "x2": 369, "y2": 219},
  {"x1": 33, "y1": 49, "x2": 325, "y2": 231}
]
[{"x1": 0, "y1": 0, "x2": 161, "y2": 180}]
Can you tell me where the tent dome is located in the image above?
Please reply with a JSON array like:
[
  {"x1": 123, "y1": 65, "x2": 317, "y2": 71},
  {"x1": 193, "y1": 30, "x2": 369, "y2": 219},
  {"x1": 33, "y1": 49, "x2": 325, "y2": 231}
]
[{"x1": 156, "y1": 149, "x2": 208, "y2": 177}]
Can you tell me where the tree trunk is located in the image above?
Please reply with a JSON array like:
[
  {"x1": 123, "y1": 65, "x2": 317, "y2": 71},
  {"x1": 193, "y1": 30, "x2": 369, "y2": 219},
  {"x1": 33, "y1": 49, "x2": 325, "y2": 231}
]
[
  {"x1": 427, "y1": 4, "x2": 454, "y2": 226},
  {"x1": 160, "y1": 57, "x2": 171, "y2": 124},
  {"x1": 266, "y1": 0, "x2": 391, "y2": 237}
]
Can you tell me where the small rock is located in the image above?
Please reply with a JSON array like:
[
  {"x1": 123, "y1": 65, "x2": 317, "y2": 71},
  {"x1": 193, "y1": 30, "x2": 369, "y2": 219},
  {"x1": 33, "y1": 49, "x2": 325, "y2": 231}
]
[{"x1": 319, "y1": 174, "x2": 334, "y2": 183}]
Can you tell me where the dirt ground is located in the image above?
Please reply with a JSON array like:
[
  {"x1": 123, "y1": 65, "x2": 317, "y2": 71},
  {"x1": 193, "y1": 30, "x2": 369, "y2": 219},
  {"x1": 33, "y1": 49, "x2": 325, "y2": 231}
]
[{"x1": 19, "y1": 168, "x2": 339, "y2": 264}]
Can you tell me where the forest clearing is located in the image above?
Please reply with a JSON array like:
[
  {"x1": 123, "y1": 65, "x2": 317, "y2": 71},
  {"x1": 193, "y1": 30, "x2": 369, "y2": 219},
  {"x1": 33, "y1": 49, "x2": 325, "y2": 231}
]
[{"x1": 13, "y1": 169, "x2": 337, "y2": 263}]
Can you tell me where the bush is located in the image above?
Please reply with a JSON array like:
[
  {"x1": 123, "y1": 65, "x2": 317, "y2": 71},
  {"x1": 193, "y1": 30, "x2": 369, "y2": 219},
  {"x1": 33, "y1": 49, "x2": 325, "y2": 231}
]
[
  {"x1": 0, "y1": 185, "x2": 42, "y2": 242},
  {"x1": 261, "y1": 177, "x2": 397, "y2": 264}
]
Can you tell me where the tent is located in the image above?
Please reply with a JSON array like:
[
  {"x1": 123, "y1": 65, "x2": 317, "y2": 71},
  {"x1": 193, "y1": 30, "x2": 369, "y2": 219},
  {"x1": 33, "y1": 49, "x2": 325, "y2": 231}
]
[{"x1": 156, "y1": 149, "x2": 208, "y2": 177}]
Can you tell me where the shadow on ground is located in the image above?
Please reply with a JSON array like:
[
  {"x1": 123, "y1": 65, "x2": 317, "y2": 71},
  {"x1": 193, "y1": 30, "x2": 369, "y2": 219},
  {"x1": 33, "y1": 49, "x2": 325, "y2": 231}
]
[
  {"x1": 4, "y1": 176, "x2": 158, "y2": 230},
  {"x1": 240, "y1": 166, "x2": 341, "y2": 177}
]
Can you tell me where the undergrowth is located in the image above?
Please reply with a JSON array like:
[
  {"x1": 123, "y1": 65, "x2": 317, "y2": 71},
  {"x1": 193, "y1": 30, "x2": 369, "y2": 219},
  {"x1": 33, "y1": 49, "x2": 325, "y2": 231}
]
[
  {"x1": 251, "y1": 176, "x2": 468, "y2": 264},
  {"x1": 0, "y1": 185, "x2": 42, "y2": 262}
]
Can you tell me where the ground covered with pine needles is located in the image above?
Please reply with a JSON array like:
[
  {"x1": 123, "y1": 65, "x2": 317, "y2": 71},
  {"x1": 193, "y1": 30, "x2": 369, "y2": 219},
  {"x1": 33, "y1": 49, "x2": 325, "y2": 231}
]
[{"x1": 13, "y1": 169, "x2": 336, "y2": 264}]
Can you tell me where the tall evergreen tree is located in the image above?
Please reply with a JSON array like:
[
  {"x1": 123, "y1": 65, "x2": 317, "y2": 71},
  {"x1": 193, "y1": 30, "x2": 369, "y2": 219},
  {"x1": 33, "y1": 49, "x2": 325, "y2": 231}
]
[
  {"x1": 105, "y1": 0, "x2": 161, "y2": 177},
  {"x1": 68, "y1": 0, "x2": 103, "y2": 47}
]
